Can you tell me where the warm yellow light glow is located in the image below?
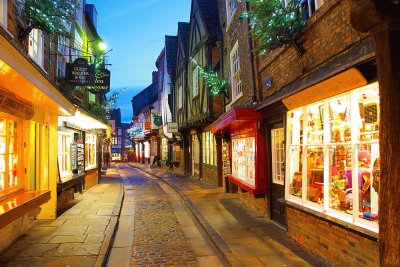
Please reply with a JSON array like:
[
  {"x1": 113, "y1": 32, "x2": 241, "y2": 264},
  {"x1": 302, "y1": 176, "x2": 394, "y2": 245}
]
[
  {"x1": 59, "y1": 109, "x2": 108, "y2": 130},
  {"x1": 98, "y1": 42, "x2": 107, "y2": 51}
]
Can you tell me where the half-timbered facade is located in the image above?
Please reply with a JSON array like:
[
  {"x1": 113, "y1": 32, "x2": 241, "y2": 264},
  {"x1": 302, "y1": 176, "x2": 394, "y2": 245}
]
[{"x1": 185, "y1": 0, "x2": 223, "y2": 185}]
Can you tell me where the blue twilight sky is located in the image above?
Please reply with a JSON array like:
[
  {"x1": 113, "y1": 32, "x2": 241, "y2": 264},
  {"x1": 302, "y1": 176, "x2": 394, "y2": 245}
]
[{"x1": 91, "y1": 0, "x2": 191, "y2": 122}]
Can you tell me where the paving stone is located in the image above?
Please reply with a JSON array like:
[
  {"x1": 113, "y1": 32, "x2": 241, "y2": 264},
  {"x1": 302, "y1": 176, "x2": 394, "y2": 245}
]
[
  {"x1": 85, "y1": 234, "x2": 105, "y2": 243},
  {"x1": 48, "y1": 235, "x2": 86, "y2": 243},
  {"x1": 53, "y1": 243, "x2": 102, "y2": 256},
  {"x1": 54, "y1": 225, "x2": 88, "y2": 236},
  {"x1": 16, "y1": 244, "x2": 60, "y2": 257}
]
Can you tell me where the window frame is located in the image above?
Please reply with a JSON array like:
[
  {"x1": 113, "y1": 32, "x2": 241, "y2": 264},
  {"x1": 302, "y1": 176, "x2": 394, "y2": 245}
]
[
  {"x1": 192, "y1": 66, "x2": 199, "y2": 98},
  {"x1": 271, "y1": 128, "x2": 285, "y2": 185},
  {"x1": 225, "y1": 0, "x2": 238, "y2": 26},
  {"x1": 57, "y1": 132, "x2": 73, "y2": 178},
  {"x1": 85, "y1": 133, "x2": 97, "y2": 169},
  {"x1": 0, "y1": 116, "x2": 23, "y2": 197},
  {"x1": 28, "y1": 29, "x2": 44, "y2": 67},
  {"x1": 202, "y1": 131, "x2": 217, "y2": 166},
  {"x1": 0, "y1": 0, "x2": 7, "y2": 28},
  {"x1": 230, "y1": 41, "x2": 242, "y2": 101}
]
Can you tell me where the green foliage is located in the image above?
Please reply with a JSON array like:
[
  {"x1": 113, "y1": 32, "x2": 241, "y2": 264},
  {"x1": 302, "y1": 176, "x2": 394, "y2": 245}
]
[
  {"x1": 104, "y1": 88, "x2": 127, "y2": 119},
  {"x1": 88, "y1": 101, "x2": 106, "y2": 121},
  {"x1": 18, "y1": 0, "x2": 78, "y2": 39},
  {"x1": 243, "y1": 0, "x2": 305, "y2": 54},
  {"x1": 190, "y1": 58, "x2": 228, "y2": 96}
]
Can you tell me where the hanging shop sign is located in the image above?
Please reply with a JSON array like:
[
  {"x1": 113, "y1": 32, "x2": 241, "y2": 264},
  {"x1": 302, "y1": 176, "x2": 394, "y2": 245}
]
[
  {"x1": 0, "y1": 89, "x2": 34, "y2": 119},
  {"x1": 167, "y1": 122, "x2": 178, "y2": 133},
  {"x1": 93, "y1": 68, "x2": 111, "y2": 92},
  {"x1": 66, "y1": 58, "x2": 95, "y2": 85},
  {"x1": 144, "y1": 121, "x2": 151, "y2": 131}
]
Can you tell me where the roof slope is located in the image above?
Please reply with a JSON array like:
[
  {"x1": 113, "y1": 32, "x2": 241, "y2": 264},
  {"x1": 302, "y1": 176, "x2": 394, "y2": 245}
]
[
  {"x1": 196, "y1": 0, "x2": 221, "y2": 40},
  {"x1": 165, "y1": 35, "x2": 178, "y2": 74},
  {"x1": 177, "y1": 22, "x2": 190, "y2": 55}
]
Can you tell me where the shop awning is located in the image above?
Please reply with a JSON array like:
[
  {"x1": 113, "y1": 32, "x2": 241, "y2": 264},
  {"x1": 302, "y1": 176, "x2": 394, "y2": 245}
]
[
  {"x1": 0, "y1": 35, "x2": 76, "y2": 116},
  {"x1": 59, "y1": 109, "x2": 108, "y2": 130},
  {"x1": 210, "y1": 107, "x2": 262, "y2": 134}
]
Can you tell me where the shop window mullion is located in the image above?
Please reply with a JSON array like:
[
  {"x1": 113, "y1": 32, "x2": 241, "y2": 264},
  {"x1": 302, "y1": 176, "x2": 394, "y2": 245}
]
[
  {"x1": 302, "y1": 106, "x2": 308, "y2": 203},
  {"x1": 323, "y1": 100, "x2": 330, "y2": 211}
]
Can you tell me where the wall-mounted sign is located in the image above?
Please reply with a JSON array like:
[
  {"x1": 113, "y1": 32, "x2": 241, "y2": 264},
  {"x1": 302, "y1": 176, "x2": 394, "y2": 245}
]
[
  {"x1": 0, "y1": 89, "x2": 34, "y2": 119},
  {"x1": 93, "y1": 68, "x2": 111, "y2": 92},
  {"x1": 144, "y1": 121, "x2": 151, "y2": 131},
  {"x1": 66, "y1": 58, "x2": 95, "y2": 85},
  {"x1": 167, "y1": 122, "x2": 178, "y2": 133}
]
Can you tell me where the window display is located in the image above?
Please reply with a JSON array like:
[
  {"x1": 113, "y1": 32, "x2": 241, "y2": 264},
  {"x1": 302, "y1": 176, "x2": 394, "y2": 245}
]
[
  {"x1": 287, "y1": 82, "x2": 380, "y2": 229},
  {"x1": 85, "y1": 134, "x2": 96, "y2": 168},
  {"x1": 232, "y1": 137, "x2": 256, "y2": 187},
  {"x1": 0, "y1": 118, "x2": 20, "y2": 194},
  {"x1": 57, "y1": 132, "x2": 73, "y2": 178},
  {"x1": 202, "y1": 131, "x2": 217, "y2": 166}
]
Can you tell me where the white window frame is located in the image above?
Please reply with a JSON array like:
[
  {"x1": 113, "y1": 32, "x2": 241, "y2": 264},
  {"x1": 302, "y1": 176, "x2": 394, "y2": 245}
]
[
  {"x1": 230, "y1": 41, "x2": 242, "y2": 101},
  {"x1": 225, "y1": 0, "x2": 238, "y2": 25},
  {"x1": 272, "y1": 128, "x2": 285, "y2": 185},
  {"x1": 192, "y1": 66, "x2": 199, "y2": 98},
  {"x1": 58, "y1": 132, "x2": 73, "y2": 178},
  {"x1": 85, "y1": 133, "x2": 97, "y2": 169},
  {"x1": 28, "y1": 29, "x2": 44, "y2": 67},
  {"x1": 202, "y1": 131, "x2": 217, "y2": 166},
  {"x1": 0, "y1": 117, "x2": 22, "y2": 196},
  {"x1": 287, "y1": 0, "x2": 325, "y2": 19},
  {"x1": 0, "y1": 0, "x2": 7, "y2": 27}
]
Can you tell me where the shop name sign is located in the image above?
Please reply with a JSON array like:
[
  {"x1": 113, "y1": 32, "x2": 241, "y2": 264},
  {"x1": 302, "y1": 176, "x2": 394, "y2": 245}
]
[
  {"x1": 93, "y1": 69, "x2": 111, "y2": 91},
  {"x1": 167, "y1": 122, "x2": 178, "y2": 133},
  {"x1": 0, "y1": 89, "x2": 34, "y2": 120},
  {"x1": 66, "y1": 58, "x2": 95, "y2": 85}
]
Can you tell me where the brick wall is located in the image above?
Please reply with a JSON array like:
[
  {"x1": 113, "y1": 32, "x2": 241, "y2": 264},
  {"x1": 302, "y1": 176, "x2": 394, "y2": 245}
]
[
  {"x1": 287, "y1": 207, "x2": 379, "y2": 267},
  {"x1": 238, "y1": 189, "x2": 268, "y2": 217},
  {"x1": 255, "y1": 0, "x2": 370, "y2": 101},
  {"x1": 202, "y1": 164, "x2": 218, "y2": 186},
  {"x1": 218, "y1": 0, "x2": 255, "y2": 107}
]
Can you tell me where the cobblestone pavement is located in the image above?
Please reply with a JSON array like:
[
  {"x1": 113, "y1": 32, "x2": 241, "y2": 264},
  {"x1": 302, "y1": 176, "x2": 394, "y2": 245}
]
[{"x1": 129, "y1": 175, "x2": 198, "y2": 266}]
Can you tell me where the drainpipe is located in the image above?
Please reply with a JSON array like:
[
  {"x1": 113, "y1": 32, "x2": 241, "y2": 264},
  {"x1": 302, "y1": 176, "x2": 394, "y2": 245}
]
[{"x1": 245, "y1": 1, "x2": 257, "y2": 104}]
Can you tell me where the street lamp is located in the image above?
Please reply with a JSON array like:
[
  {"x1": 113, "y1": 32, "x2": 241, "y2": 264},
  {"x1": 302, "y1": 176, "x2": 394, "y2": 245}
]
[{"x1": 86, "y1": 40, "x2": 107, "y2": 62}]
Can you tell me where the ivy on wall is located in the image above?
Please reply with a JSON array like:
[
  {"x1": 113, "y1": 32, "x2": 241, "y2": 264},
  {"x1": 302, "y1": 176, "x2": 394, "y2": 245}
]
[
  {"x1": 18, "y1": 0, "x2": 78, "y2": 39},
  {"x1": 104, "y1": 87, "x2": 127, "y2": 119},
  {"x1": 190, "y1": 58, "x2": 228, "y2": 96},
  {"x1": 243, "y1": 0, "x2": 305, "y2": 54}
]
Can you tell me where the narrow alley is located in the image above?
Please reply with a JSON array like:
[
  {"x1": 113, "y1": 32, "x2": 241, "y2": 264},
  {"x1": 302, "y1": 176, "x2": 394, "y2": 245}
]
[{"x1": 0, "y1": 164, "x2": 327, "y2": 266}]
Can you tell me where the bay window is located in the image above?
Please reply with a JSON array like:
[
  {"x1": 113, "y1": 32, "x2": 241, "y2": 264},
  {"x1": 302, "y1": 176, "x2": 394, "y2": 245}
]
[{"x1": 286, "y1": 82, "x2": 380, "y2": 231}]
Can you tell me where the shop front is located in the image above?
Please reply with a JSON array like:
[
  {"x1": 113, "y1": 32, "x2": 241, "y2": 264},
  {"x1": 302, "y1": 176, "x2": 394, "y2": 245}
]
[
  {"x1": 0, "y1": 34, "x2": 76, "y2": 251},
  {"x1": 211, "y1": 107, "x2": 266, "y2": 195},
  {"x1": 58, "y1": 110, "x2": 108, "y2": 210},
  {"x1": 283, "y1": 69, "x2": 379, "y2": 263}
]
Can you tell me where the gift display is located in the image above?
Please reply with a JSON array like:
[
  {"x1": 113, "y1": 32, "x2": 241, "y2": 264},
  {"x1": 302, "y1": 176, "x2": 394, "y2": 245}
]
[{"x1": 287, "y1": 84, "x2": 380, "y2": 227}]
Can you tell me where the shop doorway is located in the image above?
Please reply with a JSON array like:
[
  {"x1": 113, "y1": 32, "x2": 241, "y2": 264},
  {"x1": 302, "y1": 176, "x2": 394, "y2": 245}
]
[{"x1": 270, "y1": 127, "x2": 286, "y2": 227}]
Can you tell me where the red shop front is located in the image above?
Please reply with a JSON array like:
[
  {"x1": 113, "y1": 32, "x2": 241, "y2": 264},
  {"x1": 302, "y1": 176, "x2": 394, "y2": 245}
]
[{"x1": 211, "y1": 107, "x2": 266, "y2": 194}]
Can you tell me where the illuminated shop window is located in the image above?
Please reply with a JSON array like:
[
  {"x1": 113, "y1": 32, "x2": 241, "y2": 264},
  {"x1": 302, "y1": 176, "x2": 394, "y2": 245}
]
[
  {"x1": 85, "y1": 134, "x2": 97, "y2": 168},
  {"x1": 202, "y1": 131, "x2": 217, "y2": 166},
  {"x1": 286, "y1": 82, "x2": 380, "y2": 230},
  {"x1": 232, "y1": 137, "x2": 256, "y2": 187},
  {"x1": 58, "y1": 132, "x2": 73, "y2": 177},
  {"x1": 271, "y1": 128, "x2": 285, "y2": 185},
  {"x1": 0, "y1": 118, "x2": 20, "y2": 195}
]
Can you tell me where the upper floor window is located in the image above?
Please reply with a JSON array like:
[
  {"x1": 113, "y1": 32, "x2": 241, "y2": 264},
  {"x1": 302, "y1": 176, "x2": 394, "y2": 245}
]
[
  {"x1": 0, "y1": 0, "x2": 7, "y2": 27},
  {"x1": 226, "y1": 0, "x2": 238, "y2": 25},
  {"x1": 29, "y1": 29, "x2": 44, "y2": 67},
  {"x1": 289, "y1": 0, "x2": 325, "y2": 20},
  {"x1": 118, "y1": 129, "x2": 122, "y2": 136},
  {"x1": 230, "y1": 41, "x2": 242, "y2": 101},
  {"x1": 192, "y1": 66, "x2": 199, "y2": 98},
  {"x1": 76, "y1": 0, "x2": 84, "y2": 27},
  {"x1": 178, "y1": 85, "x2": 183, "y2": 109}
]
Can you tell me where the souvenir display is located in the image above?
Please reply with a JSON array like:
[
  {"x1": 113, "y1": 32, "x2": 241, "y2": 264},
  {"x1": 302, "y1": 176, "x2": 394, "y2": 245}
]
[
  {"x1": 287, "y1": 84, "x2": 380, "y2": 227},
  {"x1": 232, "y1": 137, "x2": 256, "y2": 186}
]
